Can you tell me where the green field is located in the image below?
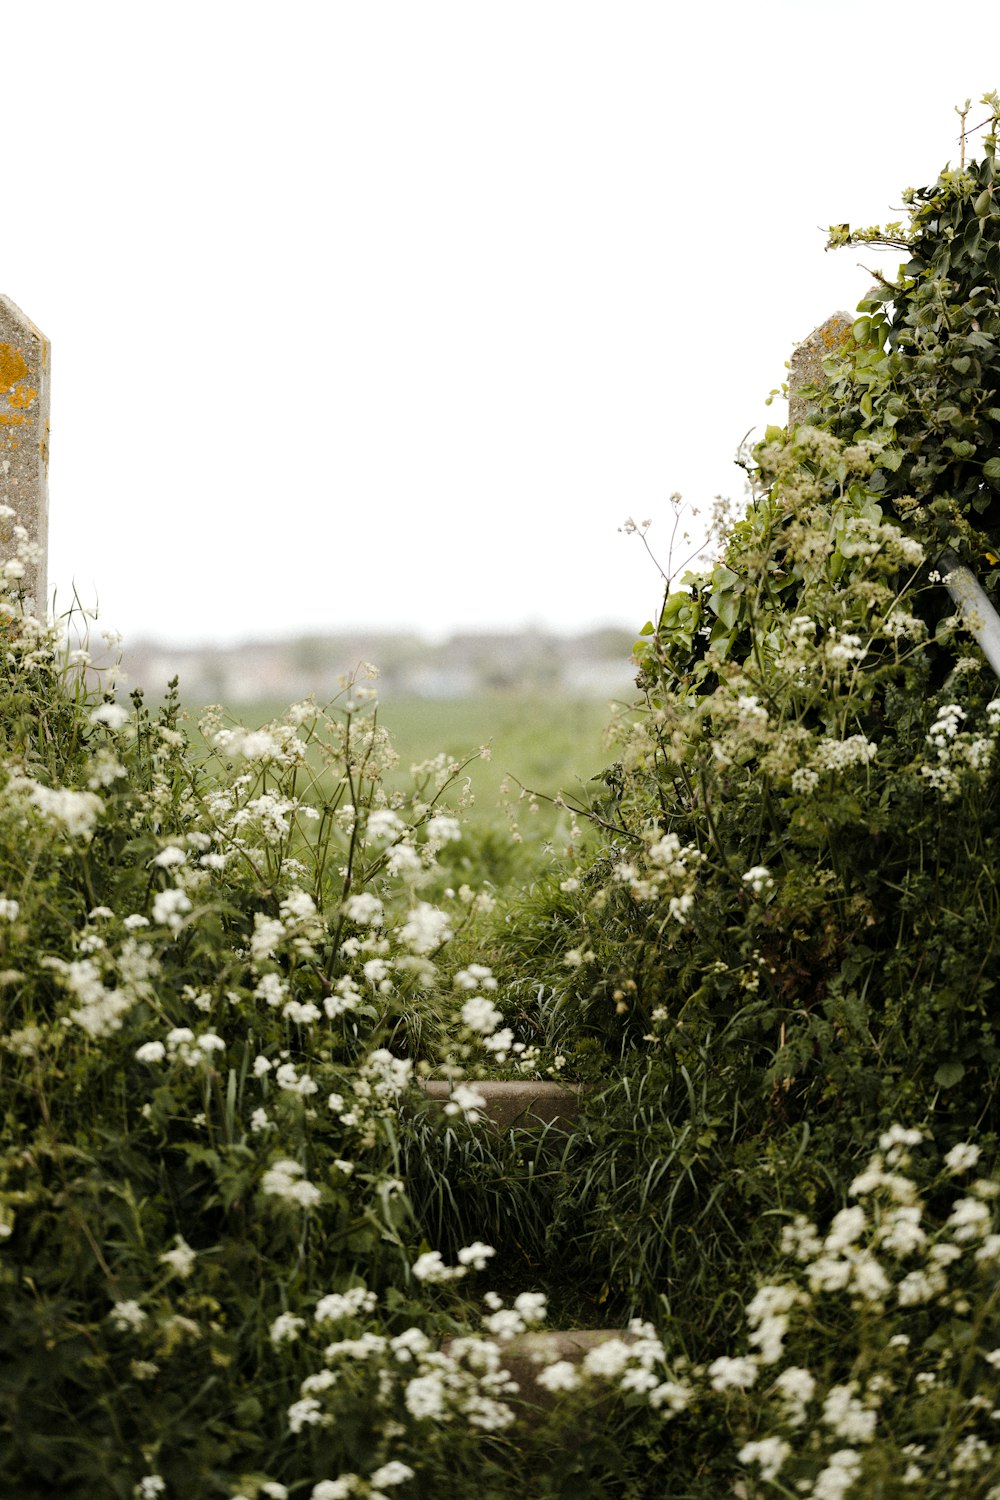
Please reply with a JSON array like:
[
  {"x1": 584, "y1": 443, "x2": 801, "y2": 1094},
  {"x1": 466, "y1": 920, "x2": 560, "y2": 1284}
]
[{"x1": 182, "y1": 691, "x2": 634, "y2": 881}]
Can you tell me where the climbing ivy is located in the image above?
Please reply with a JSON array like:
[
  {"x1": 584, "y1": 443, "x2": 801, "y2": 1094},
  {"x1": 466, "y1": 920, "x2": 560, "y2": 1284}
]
[
  {"x1": 636, "y1": 92, "x2": 1000, "y2": 697},
  {"x1": 822, "y1": 90, "x2": 1000, "y2": 568}
]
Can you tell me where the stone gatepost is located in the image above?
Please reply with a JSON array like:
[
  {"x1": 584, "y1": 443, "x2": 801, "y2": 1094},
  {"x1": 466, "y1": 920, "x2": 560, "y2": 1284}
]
[
  {"x1": 787, "y1": 312, "x2": 853, "y2": 431},
  {"x1": 0, "y1": 296, "x2": 50, "y2": 618}
]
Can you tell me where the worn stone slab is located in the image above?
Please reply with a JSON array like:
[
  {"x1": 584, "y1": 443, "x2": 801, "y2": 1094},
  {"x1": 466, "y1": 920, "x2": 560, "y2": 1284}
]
[
  {"x1": 503, "y1": 1328, "x2": 637, "y2": 1387},
  {"x1": 787, "y1": 311, "x2": 853, "y2": 431},
  {"x1": 419, "y1": 1079, "x2": 582, "y2": 1130},
  {"x1": 0, "y1": 296, "x2": 50, "y2": 617}
]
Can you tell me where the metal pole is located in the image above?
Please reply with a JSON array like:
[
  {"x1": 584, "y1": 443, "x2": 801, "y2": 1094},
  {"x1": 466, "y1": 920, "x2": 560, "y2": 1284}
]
[{"x1": 940, "y1": 549, "x2": 1000, "y2": 682}]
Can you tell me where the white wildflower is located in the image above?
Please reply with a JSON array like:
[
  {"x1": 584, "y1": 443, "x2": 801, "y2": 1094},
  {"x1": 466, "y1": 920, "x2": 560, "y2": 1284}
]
[
  {"x1": 537, "y1": 1359, "x2": 580, "y2": 1392},
  {"x1": 742, "y1": 866, "x2": 773, "y2": 897},
  {"x1": 159, "y1": 1236, "x2": 197, "y2": 1279},
  {"x1": 269, "y1": 1312, "x2": 306, "y2": 1345},
  {"x1": 152, "y1": 887, "x2": 192, "y2": 931},
  {"x1": 315, "y1": 1288, "x2": 377, "y2": 1323},
  {"x1": 398, "y1": 902, "x2": 452, "y2": 955},
  {"x1": 135, "y1": 1041, "x2": 166, "y2": 1064},
  {"x1": 343, "y1": 892, "x2": 384, "y2": 927},
  {"x1": 369, "y1": 1462, "x2": 414, "y2": 1488},
  {"x1": 411, "y1": 1251, "x2": 464, "y2": 1284},
  {"x1": 707, "y1": 1355, "x2": 758, "y2": 1391},
  {"x1": 443, "y1": 1082, "x2": 487, "y2": 1123},
  {"x1": 261, "y1": 1159, "x2": 322, "y2": 1209},
  {"x1": 109, "y1": 1300, "x2": 147, "y2": 1332},
  {"x1": 738, "y1": 1437, "x2": 791, "y2": 1483},
  {"x1": 944, "y1": 1142, "x2": 982, "y2": 1175},
  {"x1": 461, "y1": 995, "x2": 503, "y2": 1035}
]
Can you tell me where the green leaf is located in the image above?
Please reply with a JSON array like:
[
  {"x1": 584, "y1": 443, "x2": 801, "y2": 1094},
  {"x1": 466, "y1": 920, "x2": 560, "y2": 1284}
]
[
  {"x1": 934, "y1": 1060, "x2": 965, "y2": 1089},
  {"x1": 709, "y1": 591, "x2": 739, "y2": 629},
  {"x1": 983, "y1": 458, "x2": 1000, "y2": 479},
  {"x1": 975, "y1": 188, "x2": 993, "y2": 218},
  {"x1": 638, "y1": 620, "x2": 655, "y2": 636}
]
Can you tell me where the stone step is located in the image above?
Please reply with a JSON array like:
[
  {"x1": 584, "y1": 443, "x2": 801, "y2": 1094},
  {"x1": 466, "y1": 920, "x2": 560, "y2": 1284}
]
[
  {"x1": 501, "y1": 1328, "x2": 636, "y2": 1392},
  {"x1": 418, "y1": 1078, "x2": 582, "y2": 1130},
  {"x1": 440, "y1": 1328, "x2": 638, "y2": 1419}
]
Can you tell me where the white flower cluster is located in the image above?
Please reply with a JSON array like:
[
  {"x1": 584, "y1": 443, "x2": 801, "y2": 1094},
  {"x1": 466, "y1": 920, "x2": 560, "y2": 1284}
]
[
  {"x1": 742, "y1": 865, "x2": 774, "y2": 898},
  {"x1": 284, "y1": 1289, "x2": 531, "y2": 1440},
  {"x1": 442, "y1": 1082, "x2": 488, "y2": 1123},
  {"x1": 732, "y1": 1127, "x2": 1000, "y2": 1495},
  {"x1": 921, "y1": 700, "x2": 1000, "y2": 800},
  {"x1": 305, "y1": 1472, "x2": 412, "y2": 1500},
  {"x1": 412, "y1": 1243, "x2": 496, "y2": 1285},
  {"x1": 136, "y1": 1026, "x2": 225, "y2": 1068},
  {"x1": 613, "y1": 828, "x2": 706, "y2": 919},
  {"x1": 213, "y1": 722, "x2": 305, "y2": 767},
  {"x1": 536, "y1": 1318, "x2": 692, "y2": 1414},
  {"x1": 397, "y1": 901, "x2": 452, "y2": 956},
  {"x1": 451, "y1": 967, "x2": 518, "y2": 1061},
  {"x1": 812, "y1": 735, "x2": 879, "y2": 774},
  {"x1": 824, "y1": 630, "x2": 867, "y2": 670},
  {"x1": 8, "y1": 774, "x2": 104, "y2": 841},
  {"x1": 880, "y1": 608, "x2": 927, "y2": 642},
  {"x1": 260, "y1": 1158, "x2": 322, "y2": 1210},
  {"x1": 44, "y1": 933, "x2": 159, "y2": 1040}
]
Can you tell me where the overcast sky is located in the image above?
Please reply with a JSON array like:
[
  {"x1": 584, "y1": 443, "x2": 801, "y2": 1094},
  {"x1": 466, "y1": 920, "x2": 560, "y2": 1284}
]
[{"x1": 3, "y1": 2, "x2": 995, "y2": 645}]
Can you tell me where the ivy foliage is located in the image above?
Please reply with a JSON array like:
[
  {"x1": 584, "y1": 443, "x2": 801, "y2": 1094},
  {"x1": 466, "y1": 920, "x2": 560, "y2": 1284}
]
[
  {"x1": 635, "y1": 93, "x2": 1000, "y2": 693},
  {"x1": 823, "y1": 90, "x2": 1000, "y2": 560}
]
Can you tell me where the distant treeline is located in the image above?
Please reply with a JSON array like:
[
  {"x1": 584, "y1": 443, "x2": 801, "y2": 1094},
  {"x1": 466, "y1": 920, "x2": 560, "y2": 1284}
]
[{"x1": 119, "y1": 625, "x2": 639, "y2": 703}]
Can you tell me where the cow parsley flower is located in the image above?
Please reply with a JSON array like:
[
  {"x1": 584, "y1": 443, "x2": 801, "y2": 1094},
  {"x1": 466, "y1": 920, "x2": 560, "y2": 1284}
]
[
  {"x1": 269, "y1": 1312, "x2": 306, "y2": 1346},
  {"x1": 411, "y1": 1251, "x2": 464, "y2": 1284},
  {"x1": 457, "y1": 1241, "x2": 496, "y2": 1271},
  {"x1": 261, "y1": 1159, "x2": 322, "y2": 1209},
  {"x1": 707, "y1": 1355, "x2": 758, "y2": 1391},
  {"x1": 461, "y1": 995, "x2": 503, "y2": 1034},
  {"x1": 537, "y1": 1360, "x2": 580, "y2": 1392},
  {"x1": 944, "y1": 1142, "x2": 982, "y2": 1175},
  {"x1": 152, "y1": 887, "x2": 191, "y2": 931},
  {"x1": 109, "y1": 1300, "x2": 147, "y2": 1332},
  {"x1": 343, "y1": 892, "x2": 384, "y2": 927},
  {"x1": 90, "y1": 701, "x2": 130, "y2": 731},
  {"x1": 159, "y1": 1235, "x2": 197, "y2": 1279},
  {"x1": 398, "y1": 902, "x2": 452, "y2": 955},
  {"x1": 443, "y1": 1083, "x2": 487, "y2": 1123},
  {"x1": 742, "y1": 866, "x2": 774, "y2": 897},
  {"x1": 369, "y1": 1462, "x2": 414, "y2": 1488},
  {"x1": 315, "y1": 1288, "x2": 377, "y2": 1323},
  {"x1": 738, "y1": 1437, "x2": 791, "y2": 1483}
]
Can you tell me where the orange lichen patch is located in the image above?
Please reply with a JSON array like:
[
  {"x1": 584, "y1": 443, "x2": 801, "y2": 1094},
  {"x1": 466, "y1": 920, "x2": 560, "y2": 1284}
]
[
  {"x1": 818, "y1": 319, "x2": 855, "y2": 352},
  {"x1": 0, "y1": 413, "x2": 27, "y2": 426},
  {"x1": 6, "y1": 383, "x2": 37, "y2": 410},
  {"x1": 0, "y1": 344, "x2": 28, "y2": 394}
]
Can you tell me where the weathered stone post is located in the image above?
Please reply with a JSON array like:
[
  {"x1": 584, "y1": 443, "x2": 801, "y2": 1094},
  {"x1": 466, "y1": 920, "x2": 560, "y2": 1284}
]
[
  {"x1": 787, "y1": 312, "x2": 853, "y2": 430},
  {"x1": 0, "y1": 296, "x2": 50, "y2": 617}
]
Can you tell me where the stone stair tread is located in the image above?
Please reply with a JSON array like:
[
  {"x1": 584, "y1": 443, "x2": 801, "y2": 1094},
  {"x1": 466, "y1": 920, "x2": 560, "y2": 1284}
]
[{"x1": 418, "y1": 1078, "x2": 582, "y2": 1129}]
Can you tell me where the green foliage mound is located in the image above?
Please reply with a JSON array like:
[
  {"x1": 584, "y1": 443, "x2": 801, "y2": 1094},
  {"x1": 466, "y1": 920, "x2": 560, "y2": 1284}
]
[{"x1": 513, "y1": 97, "x2": 1000, "y2": 1141}]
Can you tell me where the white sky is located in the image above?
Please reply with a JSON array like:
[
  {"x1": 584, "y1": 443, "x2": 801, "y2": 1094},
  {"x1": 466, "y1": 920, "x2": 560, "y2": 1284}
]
[{"x1": 3, "y1": 1, "x2": 995, "y2": 645}]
